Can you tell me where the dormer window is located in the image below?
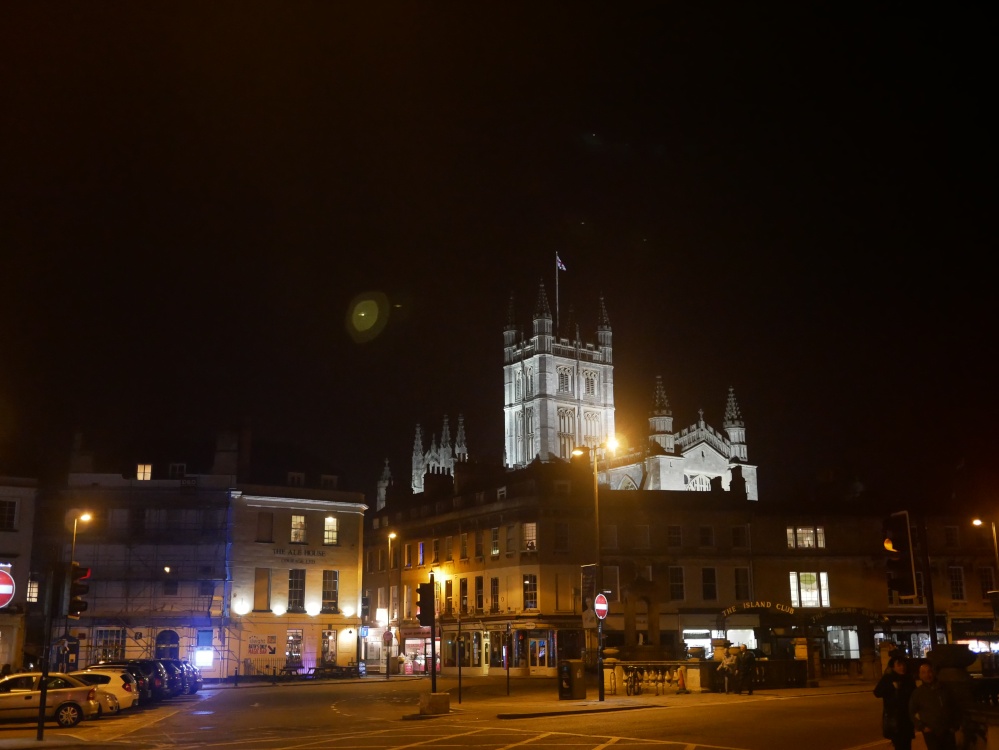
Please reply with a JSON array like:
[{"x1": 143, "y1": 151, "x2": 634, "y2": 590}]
[
  {"x1": 169, "y1": 463, "x2": 186, "y2": 479},
  {"x1": 287, "y1": 472, "x2": 305, "y2": 487},
  {"x1": 137, "y1": 464, "x2": 152, "y2": 481}
]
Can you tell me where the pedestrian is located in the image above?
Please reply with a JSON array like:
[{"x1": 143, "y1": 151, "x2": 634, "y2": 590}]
[
  {"x1": 909, "y1": 662, "x2": 958, "y2": 750},
  {"x1": 716, "y1": 648, "x2": 738, "y2": 693},
  {"x1": 874, "y1": 655, "x2": 916, "y2": 750},
  {"x1": 736, "y1": 644, "x2": 756, "y2": 695}
]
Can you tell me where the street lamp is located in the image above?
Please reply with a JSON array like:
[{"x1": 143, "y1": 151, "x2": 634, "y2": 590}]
[
  {"x1": 70, "y1": 512, "x2": 92, "y2": 564},
  {"x1": 573, "y1": 436, "x2": 617, "y2": 701},
  {"x1": 973, "y1": 519, "x2": 999, "y2": 579},
  {"x1": 386, "y1": 532, "x2": 397, "y2": 680}
]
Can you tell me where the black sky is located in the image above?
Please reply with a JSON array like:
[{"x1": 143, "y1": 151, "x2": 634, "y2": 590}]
[{"x1": 1, "y1": 3, "x2": 994, "y2": 504}]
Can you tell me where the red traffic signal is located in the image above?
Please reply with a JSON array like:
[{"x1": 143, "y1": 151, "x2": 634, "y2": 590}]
[{"x1": 67, "y1": 562, "x2": 91, "y2": 619}]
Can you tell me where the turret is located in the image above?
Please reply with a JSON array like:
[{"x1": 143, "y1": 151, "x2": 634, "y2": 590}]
[
  {"x1": 532, "y1": 280, "x2": 553, "y2": 351},
  {"x1": 723, "y1": 387, "x2": 747, "y2": 461},
  {"x1": 648, "y1": 376, "x2": 675, "y2": 453},
  {"x1": 503, "y1": 293, "x2": 518, "y2": 353},
  {"x1": 596, "y1": 295, "x2": 612, "y2": 363},
  {"x1": 454, "y1": 414, "x2": 468, "y2": 463},
  {"x1": 411, "y1": 424, "x2": 425, "y2": 494},
  {"x1": 376, "y1": 459, "x2": 392, "y2": 511}
]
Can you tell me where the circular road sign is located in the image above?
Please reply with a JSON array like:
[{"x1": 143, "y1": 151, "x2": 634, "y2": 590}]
[
  {"x1": 594, "y1": 593, "x2": 609, "y2": 620},
  {"x1": 382, "y1": 630, "x2": 394, "y2": 645},
  {"x1": 0, "y1": 569, "x2": 15, "y2": 608}
]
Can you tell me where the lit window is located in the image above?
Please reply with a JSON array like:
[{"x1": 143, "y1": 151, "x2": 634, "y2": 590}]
[
  {"x1": 789, "y1": 571, "x2": 830, "y2": 607},
  {"x1": 523, "y1": 522, "x2": 537, "y2": 551},
  {"x1": 27, "y1": 577, "x2": 39, "y2": 603},
  {"x1": 288, "y1": 569, "x2": 306, "y2": 611},
  {"x1": 286, "y1": 629, "x2": 303, "y2": 663},
  {"x1": 491, "y1": 528, "x2": 500, "y2": 556},
  {"x1": 523, "y1": 574, "x2": 538, "y2": 609},
  {"x1": 291, "y1": 515, "x2": 306, "y2": 544},
  {"x1": 137, "y1": 464, "x2": 151, "y2": 481},
  {"x1": 324, "y1": 516, "x2": 338, "y2": 546},
  {"x1": 418, "y1": 542, "x2": 425, "y2": 566},
  {"x1": 322, "y1": 570, "x2": 339, "y2": 612},
  {"x1": 787, "y1": 526, "x2": 826, "y2": 549}
]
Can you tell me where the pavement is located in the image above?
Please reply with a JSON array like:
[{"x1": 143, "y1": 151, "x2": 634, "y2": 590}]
[{"x1": 0, "y1": 673, "x2": 875, "y2": 748}]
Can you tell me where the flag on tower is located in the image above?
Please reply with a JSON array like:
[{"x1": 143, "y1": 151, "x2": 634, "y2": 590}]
[{"x1": 556, "y1": 254, "x2": 566, "y2": 271}]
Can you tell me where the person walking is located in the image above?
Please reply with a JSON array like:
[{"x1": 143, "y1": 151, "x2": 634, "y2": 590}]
[
  {"x1": 909, "y1": 662, "x2": 958, "y2": 750},
  {"x1": 736, "y1": 645, "x2": 756, "y2": 695},
  {"x1": 874, "y1": 655, "x2": 916, "y2": 750}
]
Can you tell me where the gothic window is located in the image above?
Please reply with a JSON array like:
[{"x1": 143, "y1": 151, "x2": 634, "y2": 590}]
[
  {"x1": 583, "y1": 370, "x2": 596, "y2": 396},
  {"x1": 583, "y1": 411, "x2": 600, "y2": 443},
  {"x1": 515, "y1": 372, "x2": 522, "y2": 401},
  {"x1": 557, "y1": 408, "x2": 576, "y2": 458},
  {"x1": 526, "y1": 367, "x2": 534, "y2": 396},
  {"x1": 557, "y1": 366, "x2": 572, "y2": 393}
]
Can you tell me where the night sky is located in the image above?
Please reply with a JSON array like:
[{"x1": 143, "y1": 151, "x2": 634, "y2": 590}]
[{"x1": 1, "y1": 3, "x2": 993, "y2": 506}]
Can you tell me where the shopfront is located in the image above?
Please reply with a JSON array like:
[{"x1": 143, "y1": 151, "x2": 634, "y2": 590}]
[
  {"x1": 950, "y1": 618, "x2": 999, "y2": 653},
  {"x1": 874, "y1": 614, "x2": 947, "y2": 659}
]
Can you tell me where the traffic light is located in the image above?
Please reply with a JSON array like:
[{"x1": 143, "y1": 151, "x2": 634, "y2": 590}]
[
  {"x1": 884, "y1": 511, "x2": 916, "y2": 599},
  {"x1": 66, "y1": 562, "x2": 91, "y2": 619},
  {"x1": 416, "y1": 582, "x2": 435, "y2": 628}
]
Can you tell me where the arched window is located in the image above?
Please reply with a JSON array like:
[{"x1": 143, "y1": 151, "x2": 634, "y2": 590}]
[
  {"x1": 515, "y1": 372, "x2": 522, "y2": 401},
  {"x1": 526, "y1": 367, "x2": 534, "y2": 396},
  {"x1": 687, "y1": 475, "x2": 711, "y2": 492},
  {"x1": 557, "y1": 366, "x2": 572, "y2": 393},
  {"x1": 583, "y1": 370, "x2": 597, "y2": 396},
  {"x1": 155, "y1": 629, "x2": 180, "y2": 659}
]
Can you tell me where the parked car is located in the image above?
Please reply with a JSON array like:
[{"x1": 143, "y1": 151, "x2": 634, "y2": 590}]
[
  {"x1": 155, "y1": 659, "x2": 184, "y2": 697},
  {"x1": 93, "y1": 659, "x2": 172, "y2": 701},
  {"x1": 91, "y1": 688, "x2": 119, "y2": 717},
  {"x1": 0, "y1": 672, "x2": 99, "y2": 727},
  {"x1": 71, "y1": 668, "x2": 140, "y2": 710},
  {"x1": 160, "y1": 659, "x2": 203, "y2": 695}
]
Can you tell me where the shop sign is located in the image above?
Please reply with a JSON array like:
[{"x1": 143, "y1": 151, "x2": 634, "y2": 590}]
[
  {"x1": 810, "y1": 607, "x2": 888, "y2": 624},
  {"x1": 721, "y1": 601, "x2": 795, "y2": 617},
  {"x1": 400, "y1": 626, "x2": 430, "y2": 638},
  {"x1": 951, "y1": 618, "x2": 999, "y2": 640}
]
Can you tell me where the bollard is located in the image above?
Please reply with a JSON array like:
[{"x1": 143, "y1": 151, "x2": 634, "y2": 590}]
[
  {"x1": 272, "y1": 666, "x2": 277, "y2": 685},
  {"x1": 234, "y1": 667, "x2": 239, "y2": 688}
]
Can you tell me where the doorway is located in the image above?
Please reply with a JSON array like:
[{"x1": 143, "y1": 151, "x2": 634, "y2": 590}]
[{"x1": 528, "y1": 637, "x2": 548, "y2": 675}]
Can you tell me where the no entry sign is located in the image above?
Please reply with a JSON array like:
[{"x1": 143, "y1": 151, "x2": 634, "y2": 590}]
[
  {"x1": 0, "y1": 569, "x2": 14, "y2": 608},
  {"x1": 594, "y1": 593, "x2": 609, "y2": 620},
  {"x1": 382, "y1": 630, "x2": 393, "y2": 645}
]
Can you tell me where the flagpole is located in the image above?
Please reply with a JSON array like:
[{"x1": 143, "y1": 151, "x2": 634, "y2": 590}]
[{"x1": 555, "y1": 253, "x2": 560, "y2": 336}]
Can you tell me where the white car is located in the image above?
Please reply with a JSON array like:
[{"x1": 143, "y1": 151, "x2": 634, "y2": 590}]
[
  {"x1": 71, "y1": 668, "x2": 140, "y2": 710},
  {"x1": 0, "y1": 672, "x2": 99, "y2": 727}
]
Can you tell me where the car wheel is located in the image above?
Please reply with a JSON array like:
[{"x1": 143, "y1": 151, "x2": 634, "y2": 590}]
[{"x1": 56, "y1": 703, "x2": 83, "y2": 727}]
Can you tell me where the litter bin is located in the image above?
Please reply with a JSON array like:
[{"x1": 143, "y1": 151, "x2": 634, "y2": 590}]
[{"x1": 558, "y1": 659, "x2": 586, "y2": 700}]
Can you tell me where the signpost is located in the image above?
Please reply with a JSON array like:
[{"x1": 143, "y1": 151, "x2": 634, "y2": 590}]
[{"x1": 594, "y1": 593, "x2": 608, "y2": 701}]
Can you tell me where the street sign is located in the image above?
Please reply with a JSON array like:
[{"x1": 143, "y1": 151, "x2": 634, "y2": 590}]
[
  {"x1": 382, "y1": 630, "x2": 394, "y2": 645},
  {"x1": 594, "y1": 593, "x2": 609, "y2": 620},
  {"x1": 0, "y1": 569, "x2": 14, "y2": 608}
]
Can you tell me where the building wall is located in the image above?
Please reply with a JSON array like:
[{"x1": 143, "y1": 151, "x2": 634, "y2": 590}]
[{"x1": 0, "y1": 478, "x2": 36, "y2": 670}]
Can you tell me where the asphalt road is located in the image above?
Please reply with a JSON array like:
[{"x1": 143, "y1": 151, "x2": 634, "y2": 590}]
[{"x1": 0, "y1": 675, "x2": 898, "y2": 750}]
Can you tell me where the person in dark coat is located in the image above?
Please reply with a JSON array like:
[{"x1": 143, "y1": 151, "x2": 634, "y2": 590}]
[
  {"x1": 874, "y1": 655, "x2": 916, "y2": 750},
  {"x1": 909, "y1": 662, "x2": 958, "y2": 750},
  {"x1": 736, "y1": 645, "x2": 756, "y2": 695}
]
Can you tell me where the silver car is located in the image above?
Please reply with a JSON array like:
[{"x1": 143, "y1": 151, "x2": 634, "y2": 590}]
[{"x1": 0, "y1": 672, "x2": 100, "y2": 727}]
